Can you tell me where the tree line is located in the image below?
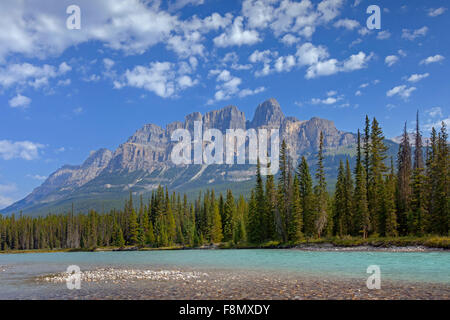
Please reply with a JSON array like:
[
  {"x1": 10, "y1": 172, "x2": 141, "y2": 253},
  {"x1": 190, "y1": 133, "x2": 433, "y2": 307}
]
[{"x1": 0, "y1": 115, "x2": 448, "y2": 251}]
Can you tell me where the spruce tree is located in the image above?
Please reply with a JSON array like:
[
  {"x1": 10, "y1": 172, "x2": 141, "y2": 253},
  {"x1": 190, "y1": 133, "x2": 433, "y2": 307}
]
[
  {"x1": 314, "y1": 132, "x2": 328, "y2": 238},
  {"x1": 298, "y1": 156, "x2": 314, "y2": 237},
  {"x1": 396, "y1": 122, "x2": 412, "y2": 235},
  {"x1": 368, "y1": 118, "x2": 388, "y2": 235}
]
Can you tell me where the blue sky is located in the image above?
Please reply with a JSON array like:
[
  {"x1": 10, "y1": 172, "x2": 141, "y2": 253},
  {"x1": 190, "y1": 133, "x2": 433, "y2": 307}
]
[{"x1": 0, "y1": 0, "x2": 449, "y2": 208}]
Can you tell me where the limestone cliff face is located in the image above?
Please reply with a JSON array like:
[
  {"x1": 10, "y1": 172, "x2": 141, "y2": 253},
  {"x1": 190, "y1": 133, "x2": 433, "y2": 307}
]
[
  {"x1": 2, "y1": 98, "x2": 358, "y2": 215},
  {"x1": 250, "y1": 98, "x2": 285, "y2": 129},
  {"x1": 16, "y1": 148, "x2": 113, "y2": 205}
]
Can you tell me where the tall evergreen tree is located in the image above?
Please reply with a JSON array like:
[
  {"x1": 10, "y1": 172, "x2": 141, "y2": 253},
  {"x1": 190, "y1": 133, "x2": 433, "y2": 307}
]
[
  {"x1": 298, "y1": 156, "x2": 314, "y2": 237},
  {"x1": 314, "y1": 132, "x2": 328, "y2": 238},
  {"x1": 396, "y1": 122, "x2": 412, "y2": 235}
]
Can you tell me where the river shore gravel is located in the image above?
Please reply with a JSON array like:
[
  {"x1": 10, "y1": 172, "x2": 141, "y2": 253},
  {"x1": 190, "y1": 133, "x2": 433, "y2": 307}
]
[{"x1": 30, "y1": 267, "x2": 450, "y2": 300}]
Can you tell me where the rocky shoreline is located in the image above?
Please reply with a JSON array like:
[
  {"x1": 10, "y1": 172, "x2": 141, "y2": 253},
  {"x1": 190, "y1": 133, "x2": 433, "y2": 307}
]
[{"x1": 33, "y1": 267, "x2": 450, "y2": 300}]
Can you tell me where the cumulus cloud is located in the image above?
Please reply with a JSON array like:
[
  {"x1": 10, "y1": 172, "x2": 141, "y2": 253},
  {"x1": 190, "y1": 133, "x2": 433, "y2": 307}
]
[
  {"x1": 386, "y1": 85, "x2": 416, "y2": 100},
  {"x1": 115, "y1": 61, "x2": 198, "y2": 98},
  {"x1": 242, "y1": 0, "x2": 345, "y2": 41},
  {"x1": 0, "y1": 62, "x2": 71, "y2": 89},
  {"x1": 385, "y1": 55, "x2": 399, "y2": 67},
  {"x1": 401, "y1": 26, "x2": 428, "y2": 40},
  {"x1": 311, "y1": 90, "x2": 343, "y2": 105},
  {"x1": 426, "y1": 107, "x2": 443, "y2": 118},
  {"x1": 9, "y1": 94, "x2": 31, "y2": 108},
  {"x1": 169, "y1": 0, "x2": 205, "y2": 11},
  {"x1": 333, "y1": 19, "x2": 360, "y2": 30},
  {"x1": 423, "y1": 118, "x2": 450, "y2": 132},
  {"x1": 0, "y1": 140, "x2": 44, "y2": 160},
  {"x1": 213, "y1": 16, "x2": 261, "y2": 47},
  {"x1": 420, "y1": 55, "x2": 445, "y2": 65},
  {"x1": 376, "y1": 30, "x2": 391, "y2": 40},
  {"x1": 207, "y1": 69, "x2": 264, "y2": 104},
  {"x1": 427, "y1": 7, "x2": 447, "y2": 17},
  {"x1": 27, "y1": 174, "x2": 47, "y2": 181},
  {"x1": 407, "y1": 73, "x2": 429, "y2": 83},
  {"x1": 304, "y1": 47, "x2": 372, "y2": 79}
]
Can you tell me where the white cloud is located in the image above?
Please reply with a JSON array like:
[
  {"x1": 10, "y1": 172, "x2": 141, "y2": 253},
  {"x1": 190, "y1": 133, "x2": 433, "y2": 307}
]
[
  {"x1": 0, "y1": 195, "x2": 14, "y2": 209},
  {"x1": 401, "y1": 26, "x2": 428, "y2": 40},
  {"x1": 420, "y1": 54, "x2": 445, "y2": 65},
  {"x1": 311, "y1": 90, "x2": 343, "y2": 105},
  {"x1": 305, "y1": 50, "x2": 372, "y2": 79},
  {"x1": 311, "y1": 96, "x2": 339, "y2": 105},
  {"x1": 73, "y1": 107, "x2": 84, "y2": 115},
  {"x1": 103, "y1": 58, "x2": 115, "y2": 70},
  {"x1": 57, "y1": 79, "x2": 71, "y2": 86},
  {"x1": 242, "y1": 0, "x2": 345, "y2": 40},
  {"x1": 386, "y1": 85, "x2": 416, "y2": 100},
  {"x1": 0, "y1": 1, "x2": 180, "y2": 61},
  {"x1": 297, "y1": 42, "x2": 329, "y2": 66},
  {"x1": 249, "y1": 49, "x2": 276, "y2": 64},
  {"x1": 427, "y1": 7, "x2": 447, "y2": 17},
  {"x1": 207, "y1": 69, "x2": 264, "y2": 104},
  {"x1": 0, "y1": 140, "x2": 44, "y2": 160},
  {"x1": 407, "y1": 73, "x2": 429, "y2": 83},
  {"x1": 9, "y1": 94, "x2": 31, "y2": 108},
  {"x1": 426, "y1": 107, "x2": 443, "y2": 118},
  {"x1": 274, "y1": 55, "x2": 296, "y2": 72},
  {"x1": 333, "y1": 19, "x2": 360, "y2": 30},
  {"x1": 0, "y1": 62, "x2": 71, "y2": 89},
  {"x1": 116, "y1": 61, "x2": 198, "y2": 98},
  {"x1": 239, "y1": 86, "x2": 266, "y2": 98},
  {"x1": 280, "y1": 34, "x2": 300, "y2": 46},
  {"x1": 27, "y1": 174, "x2": 47, "y2": 181},
  {"x1": 169, "y1": 0, "x2": 205, "y2": 11},
  {"x1": 377, "y1": 30, "x2": 391, "y2": 40},
  {"x1": 424, "y1": 118, "x2": 450, "y2": 132},
  {"x1": 213, "y1": 16, "x2": 261, "y2": 47},
  {"x1": 385, "y1": 55, "x2": 399, "y2": 67}
]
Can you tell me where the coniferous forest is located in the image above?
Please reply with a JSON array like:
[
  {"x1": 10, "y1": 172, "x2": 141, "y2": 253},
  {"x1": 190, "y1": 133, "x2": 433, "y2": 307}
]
[{"x1": 0, "y1": 116, "x2": 448, "y2": 251}]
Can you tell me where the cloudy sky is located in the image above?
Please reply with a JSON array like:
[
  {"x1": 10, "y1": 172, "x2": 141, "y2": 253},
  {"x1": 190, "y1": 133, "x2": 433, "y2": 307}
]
[{"x1": 0, "y1": 0, "x2": 449, "y2": 208}]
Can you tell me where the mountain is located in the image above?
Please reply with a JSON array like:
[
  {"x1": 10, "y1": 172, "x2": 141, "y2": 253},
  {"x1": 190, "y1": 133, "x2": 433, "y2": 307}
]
[{"x1": 2, "y1": 98, "x2": 364, "y2": 216}]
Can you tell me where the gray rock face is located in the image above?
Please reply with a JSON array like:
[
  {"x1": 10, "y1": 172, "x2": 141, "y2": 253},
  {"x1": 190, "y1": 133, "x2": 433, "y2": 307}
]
[
  {"x1": 2, "y1": 98, "x2": 358, "y2": 215},
  {"x1": 250, "y1": 98, "x2": 285, "y2": 128},
  {"x1": 14, "y1": 148, "x2": 113, "y2": 207}
]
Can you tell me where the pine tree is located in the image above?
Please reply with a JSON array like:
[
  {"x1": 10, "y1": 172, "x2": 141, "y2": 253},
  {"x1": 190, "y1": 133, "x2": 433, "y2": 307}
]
[
  {"x1": 223, "y1": 190, "x2": 235, "y2": 242},
  {"x1": 344, "y1": 159, "x2": 354, "y2": 234},
  {"x1": 211, "y1": 195, "x2": 223, "y2": 243},
  {"x1": 384, "y1": 158, "x2": 398, "y2": 237},
  {"x1": 368, "y1": 118, "x2": 388, "y2": 235},
  {"x1": 289, "y1": 174, "x2": 303, "y2": 242},
  {"x1": 298, "y1": 156, "x2": 314, "y2": 237},
  {"x1": 396, "y1": 122, "x2": 412, "y2": 235},
  {"x1": 354, "y1": 130, "x2": 370, "y2": 238},
  {"x1": 410, "y1": 113, "x2": 427, "y2": 235},
  {"x1": 314, "y1": 132, "x2": 328, "y2": 238},
  {"x1": 264, "y1": 160, "x2": 277, "y2": 240},
  {"x1": 334, "y1": 160, "x2": 346, "y2": 236},
  {"x1": 277, "y1": 140, "x2": 289, "y2": 242}
]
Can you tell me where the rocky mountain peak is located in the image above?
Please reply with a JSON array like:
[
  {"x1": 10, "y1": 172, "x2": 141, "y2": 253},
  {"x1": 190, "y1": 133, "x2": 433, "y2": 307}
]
[
  {"x1": 203, "y1": 105, "x2": 246, "y2": 130},
  {"x1": 82, "y1": 148, "x2": 113, "y2": 169},
  {"x1": 250, "y1": 98, "x2": 285, "y2": 128}
]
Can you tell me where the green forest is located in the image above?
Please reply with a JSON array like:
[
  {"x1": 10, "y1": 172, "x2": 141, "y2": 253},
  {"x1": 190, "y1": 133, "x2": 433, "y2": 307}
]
[{"x1": 0, "y1": 115, "x2": 448, "y2": 251}]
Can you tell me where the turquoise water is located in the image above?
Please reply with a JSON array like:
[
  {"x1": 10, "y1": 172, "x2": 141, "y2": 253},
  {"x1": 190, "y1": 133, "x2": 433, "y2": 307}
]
[{"x1": 1, "y1": 249, "x2": 449, "y2": 285}]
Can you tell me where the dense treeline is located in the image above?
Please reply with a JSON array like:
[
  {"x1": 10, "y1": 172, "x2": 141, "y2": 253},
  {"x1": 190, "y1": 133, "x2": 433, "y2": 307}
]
[{"x1": 0, "y1": 115, "x2": 448, "y2": 251}]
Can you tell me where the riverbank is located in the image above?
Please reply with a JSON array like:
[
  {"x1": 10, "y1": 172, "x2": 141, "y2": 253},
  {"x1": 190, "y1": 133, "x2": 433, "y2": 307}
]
[
  {"x1": 32, "y1": 267, "x2": 450, "y2": 300},
  {"x1": 1, "y1": 236, "x2": 449, "y2": 254}
]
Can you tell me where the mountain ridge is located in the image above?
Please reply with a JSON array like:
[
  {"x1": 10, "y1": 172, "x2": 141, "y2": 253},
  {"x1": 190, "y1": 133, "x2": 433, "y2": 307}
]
[{"x1": 2, "y1": 98, "x2": 364, "y2": 216}]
